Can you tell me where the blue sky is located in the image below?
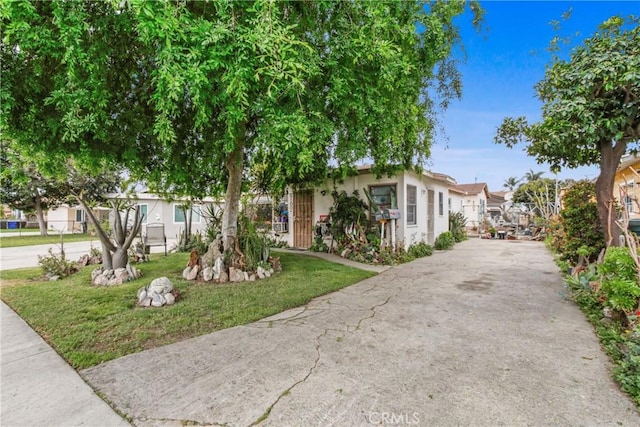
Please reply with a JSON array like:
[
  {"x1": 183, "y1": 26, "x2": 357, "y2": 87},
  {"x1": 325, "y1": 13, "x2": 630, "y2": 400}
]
[{"x1": 427, "y1": 0, "x2": 639, "y2": 192}]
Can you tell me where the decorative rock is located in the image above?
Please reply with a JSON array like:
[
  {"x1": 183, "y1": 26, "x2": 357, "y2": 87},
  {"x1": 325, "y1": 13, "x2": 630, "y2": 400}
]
[
  {"x1": 202, "y1": 238, "x2": 223, "y2": 267},
  {"x1": 219, "y1": 270, "x2": 229, "y2": 283},
  {"x1": 102, "y1": 269, "x2": 114, "y2": 279},
  {"x1": 264, "y1": 270, "x2": 271, "y2": 278},
  {"x1": 257, "y1": 266, "x2": 266, "y2": 279},
  {"x1": 212, "y1": 257, "x2": 224, "y2": 280},
  {"x1": 49, "y1": 275, "x2": 60, "y2": 282},
  {"x1": 229, "y1": 267, "x2": 245, "y2": 282},
  {"x1": 151, "y1": 293, "x2": 165, "y2": 307},
  {"x1": 202, "y1": 267, "x2": 214, "y2": 282},
  {"x1": 187, "y1": 265, "x2": 199, "y2": 281},
  {"x1": 114, "y1": 268, "x2": 129, "y2": 282},
  {"x1": 91, "y1": 268, "x2": 103, "y2": 280},
  {"x1": 243, "y1": 271, "x2": 249, "y2": 281},
  {"x1": 164, "y1": 293, "x2": 176, "y2": 305},
  {"x1": 127, "y1": 263, "x2": 141, "y2": 280},
  {"x1": 249, "y1": 274, "x2": 256, "y2": 282},
  {"x1": 139, "y1": 298, "x2": 152, "y2": 307},
  {"x1": 137, "y1": 288, "x2": 148, "y2": 301},
  {"x1": 182, "y1": 266, "x2": 192, "y2": 280},
  {"x1": 94, "y1": 275, "x2": 109, "y2": 286},
  {"x1": 149, "y1": 277, "x2": 173, "y2": 295}
]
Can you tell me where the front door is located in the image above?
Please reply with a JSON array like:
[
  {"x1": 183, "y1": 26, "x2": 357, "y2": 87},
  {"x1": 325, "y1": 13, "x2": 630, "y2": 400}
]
[
  {"x1": 427, "y1": 189, "x2": 435, "y2": 244},
  {"x1": 293, "y1": 190, "x2": 314, "y2": 248}
]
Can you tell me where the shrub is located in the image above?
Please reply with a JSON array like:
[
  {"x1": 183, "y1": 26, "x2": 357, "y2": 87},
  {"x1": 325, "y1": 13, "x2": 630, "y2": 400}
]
[
  {"x1": 407, "y1": 241, "x2": 433, "y2": 258},
  {"x1": 434, "y1": 231, "x2": 455, "y2": 250},
  {"x1": 38, "y1": 248, "x2": 77, "y2": 278},
  {"x1": 449, "y1": 211, "x2": 468, "y2": 242},
  {"x1": 557, "y1": 180, "x2": 604, "y2": 264},
  {"x1": 310, "y1": 236, "x2": 329, "y2": 253},
  {"x1": 329, "y1": 190, "x2": 370, "y2": 243},
  {"x1": 599, "y1": 247, "x2": 640, "y2": 313}
]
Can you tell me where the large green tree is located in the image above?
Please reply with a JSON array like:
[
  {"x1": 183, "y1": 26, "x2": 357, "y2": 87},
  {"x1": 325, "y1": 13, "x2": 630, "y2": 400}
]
[
  {"x1": 0, "y1": 140, "x2": 120, "y2": 236},
  {"x1": 2, "y1": 0, "x2": 482, "y2": 258},
  {"x1": 495, "y1": 16, "x2": 640, "y2": 247}
]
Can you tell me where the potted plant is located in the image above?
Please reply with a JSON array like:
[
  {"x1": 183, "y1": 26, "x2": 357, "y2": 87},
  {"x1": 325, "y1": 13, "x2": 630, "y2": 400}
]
[{"x1": 489, "y1": 227, "x2": 497, "y2": 238}]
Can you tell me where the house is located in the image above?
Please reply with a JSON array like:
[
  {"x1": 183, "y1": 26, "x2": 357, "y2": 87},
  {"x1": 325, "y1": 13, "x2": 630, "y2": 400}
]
[
  {"x1": 614, "y1": 154, "x2": 640, "y2": 219},
  {"x1": 454, "y1": 182, "x2": 490, "y2": 231},
  {"x1": 48, "y1": 193, "x2": 222, "y2": 239},
  {"x1": 275, "y1": 166, "x2": 456, "y2": 249}
]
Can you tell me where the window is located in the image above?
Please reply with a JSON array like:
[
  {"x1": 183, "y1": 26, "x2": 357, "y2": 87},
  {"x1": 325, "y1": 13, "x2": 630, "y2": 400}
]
[
  {"x1": 625, "y1": 183, "x2": 635, "y2": 213},
  {"x1": 406, "y1": 185, "x2": 417, "y2": 225},
  {"x1": 174, "y1": 204, "x2": 202, "y2": 224},
  {"x1": 438, "y1": 192, "x2": 444, "y2": 216},
  {"x1": 369, "y1": 184, "x2": 397, "y2": 219},
  {"x1": 75, "y1": 208, "x2": 85, "y2": 222},
  {"x1": 479, "y1": 199, "x2": 486, "y2": 214},
  {"x1": 448, "y1": 197, "x2": 452, "y2": 212},
  {"x1": 138, "y1": 204, "x2": 148, "y2": 224}
]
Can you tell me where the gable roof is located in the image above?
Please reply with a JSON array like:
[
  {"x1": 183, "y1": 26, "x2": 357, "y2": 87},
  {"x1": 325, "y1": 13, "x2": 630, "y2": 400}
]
[{"x1": 456, "y1": 183, "x2": 489, "y2": 196}]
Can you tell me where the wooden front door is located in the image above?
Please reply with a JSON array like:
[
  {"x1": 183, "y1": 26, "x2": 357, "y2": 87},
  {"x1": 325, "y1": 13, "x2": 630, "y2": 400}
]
[{"x1": 293, "y1": 190, "x2": 314, "y2": 248}]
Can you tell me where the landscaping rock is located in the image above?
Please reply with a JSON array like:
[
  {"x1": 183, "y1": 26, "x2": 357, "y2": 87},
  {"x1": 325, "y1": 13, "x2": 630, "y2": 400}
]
[
  {"x1": 264, "y1": 270, "x2": 271, "y2": 278},
  {"x1": 114, "y1": 268, "x2": 129, "y2": 282},
  {"x1": 202, "y1": 267, "x2": 214, "y2": 282},
  {"x1": 257, "y1": 266, "x2": 266, "y2": 279},
  {"x1": 182, "y1": 266, "x2": 192, "y2": 280},
  {"x1": 148, "y1": 277, "x2": 173, "y2": 295},
  {"x1": 219, "y1": 270, "x2": 229, "y2": 283},
  {"x1": 187, "y1": 265, "x2": 199, "y2": 281},
  {"x1": 243, "y1": 271, "x2": 249, "y2": 281},
  {"x1": 229, "y1": 267, "x2": 244, "y2": 282},
  {"x1": 137, "y1": 277, "x2": 176, "y2": 308},
  {"x1": 49, "y1": 275, "x2": 60, "y2": 282},
  {"x1": 212, "y1": 257, "x2": 224, "y2": 280}
]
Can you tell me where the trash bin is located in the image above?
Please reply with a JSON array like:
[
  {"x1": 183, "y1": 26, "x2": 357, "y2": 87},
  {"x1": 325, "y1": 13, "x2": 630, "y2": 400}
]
[{"x1": 7, "y1": 221, "x2": 18, "y2": 229}]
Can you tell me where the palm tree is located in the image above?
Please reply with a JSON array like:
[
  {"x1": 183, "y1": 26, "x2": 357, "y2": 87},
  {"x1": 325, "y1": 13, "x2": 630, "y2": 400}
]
[
  {"x1": 503, "y1": 176, "x2": 521, "y2": 191},
  {"x1": 524, "y1": 169, "x2": 544, "y2": 182}
]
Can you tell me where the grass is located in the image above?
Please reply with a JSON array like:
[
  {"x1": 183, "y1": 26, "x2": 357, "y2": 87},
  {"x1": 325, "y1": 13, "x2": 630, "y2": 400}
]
[
  {"x1": 0, "y1": 252, "x2": 374, "y2": 370},
  {"x1": 0, "y1": 233, "x2": 98, "y2": 248}
]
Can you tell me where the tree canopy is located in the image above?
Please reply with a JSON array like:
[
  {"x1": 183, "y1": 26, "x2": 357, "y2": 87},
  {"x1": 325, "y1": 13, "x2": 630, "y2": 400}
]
[
  {"x1": 2, "y1": 0, "x2": 482, "y2": 252},
  {"x1": 495, "y1": 16, "x2": 640, "y2": 246}
]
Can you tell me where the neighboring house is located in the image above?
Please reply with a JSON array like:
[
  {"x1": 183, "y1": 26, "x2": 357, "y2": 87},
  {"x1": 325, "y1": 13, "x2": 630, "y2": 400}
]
[
  {"x1": 277, "y1": 166, "x2": 455, "y2": 249},
  {"x1": 487, "y1": 191, "x2": 508, "y2": 224},
  {"x1": 454, "y1": 182, "x2": 490, "y2": 231},
  {"x1": 47, "y1": 204, "x2": 108, "y2": 233},
  {"x1": 614, "y1": 154, "x2": 640, "y2": 219},
  {"x1": 117, "y1": 193, "x2": 221, "y2": 240},
  {"x1": 48, "y1": 193, "x2": 222, "y2": 238}
]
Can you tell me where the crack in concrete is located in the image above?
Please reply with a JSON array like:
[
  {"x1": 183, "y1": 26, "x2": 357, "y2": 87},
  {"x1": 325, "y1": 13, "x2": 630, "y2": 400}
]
[
  {"x1": 248, "y1": 288, "x2": 399, "y2": 426},
  {"x1": 133, "y1": 416, "x2": 229, "y2": 427}
]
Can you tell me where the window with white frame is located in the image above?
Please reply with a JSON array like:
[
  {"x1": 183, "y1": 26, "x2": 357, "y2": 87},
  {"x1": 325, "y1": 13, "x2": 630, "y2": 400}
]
[
  {"x1": 174, "y1": 204, "x2": 202, "y2": 224},
  {"x1": 369, "y1": 184, "x2": 397, "y2": 219},
  {"x1": 406, "y1": 185, "x2": 417, "y2": 225},
  {"x1": 438, "y1": 192, "x2": 444, "y2": 216},
  {"x1": 138, "y1": 204, "x2": 148, "y2": 224},
  {"x1": 75, "y1": 208, "x2": 85, "y2": 223}
]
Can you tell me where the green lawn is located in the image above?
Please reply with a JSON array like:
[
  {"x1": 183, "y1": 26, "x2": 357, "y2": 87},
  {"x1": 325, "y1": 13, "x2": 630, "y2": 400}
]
[
  {"x1": 0, "y1": 233, "x2": 98, "y2": 248},
  {"x1": 0, "y1": 252, "x2": 374, "y2": 370}
]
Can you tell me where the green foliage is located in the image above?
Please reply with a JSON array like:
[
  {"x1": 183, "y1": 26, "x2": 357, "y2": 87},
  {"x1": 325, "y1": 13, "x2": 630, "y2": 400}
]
[
  {"x1": 37, "y1": 248, "x2": 76, "y2": 278},
  {"x1": 177, "y1": 231, "x2": 208, "y2": 256},
  {"x1": 2, "y1": 0, "x2": 483, "y2": 251},
  {"x1": 448, "y1": 211, "x2": 468, "y2": 242},
  {"x1": 434, "y1": 231, "x2": 455, "y2": 250},
  {"x1": 238, "y1": 216, "x2": 269, "y2": 271},
  {"x1": 310, "y1": 236, "x2": 329, "y2": 253},
  {"x1": 495, "y1": 16, "x2": 640, "y2": 245},
  {"x1": 329, "y1": 190, "x2": 370, "y2": 243},
  {"x1": 557, "y1": 181, "x2": 604, "y2": 264},
  {"x1": 406, "y1": 241, "x2": 434, "y2": 258},
  {"x1": 599, "y1": 247, "x2": 640, "y2": 313}
]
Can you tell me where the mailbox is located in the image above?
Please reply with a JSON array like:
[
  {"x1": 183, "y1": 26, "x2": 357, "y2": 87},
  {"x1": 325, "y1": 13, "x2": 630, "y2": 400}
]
[
  {"x1": 383, "y1": 209, "x2": 401, "y2": 220},
  {"x1": 374, "y1": 211, "x2": 385, "y2": 222}
]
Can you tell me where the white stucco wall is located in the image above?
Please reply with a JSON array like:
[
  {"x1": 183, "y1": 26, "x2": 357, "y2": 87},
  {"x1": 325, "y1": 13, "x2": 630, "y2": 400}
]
[{"x1": 281, "y1": 170, "x2": 452, "y2": 249}]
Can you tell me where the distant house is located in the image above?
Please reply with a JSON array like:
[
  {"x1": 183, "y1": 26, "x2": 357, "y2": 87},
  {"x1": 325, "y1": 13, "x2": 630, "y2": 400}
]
[
  {"x1": 48, "y1": 193, "x2": 222, "y2": 239},
  {"x1": 614, "y1": 154, "x2": 640, "y2": 219},
  {"x1": 277, "y1": 166, "x2": 457, "y2": 249},
  {"x1": 454, "y1": 182, "x2": 490, "y2": 231}
]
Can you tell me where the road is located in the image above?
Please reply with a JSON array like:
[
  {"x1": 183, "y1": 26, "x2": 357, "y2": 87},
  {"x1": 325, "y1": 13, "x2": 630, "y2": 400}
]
[{"x1": 0, "y1": 238, "x2": 176, "y2": 270}]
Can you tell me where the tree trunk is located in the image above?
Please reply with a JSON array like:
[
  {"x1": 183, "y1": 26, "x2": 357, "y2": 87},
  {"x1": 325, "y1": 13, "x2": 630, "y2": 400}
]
[
  {"x1": 596, "y1": 138, "x2": 627, "y2": 247},
  {"x1": 222, "y1": 138, "x2": 245, "y2": 255},
  {"x1": 34, "y1": 194, "x2": 48, "y2": 236}
]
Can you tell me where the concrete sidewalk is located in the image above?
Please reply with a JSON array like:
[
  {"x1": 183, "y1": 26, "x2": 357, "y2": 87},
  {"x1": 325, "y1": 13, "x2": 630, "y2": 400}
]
[
  {"x1": 0, "y1": 302, "x2": 129, "y2": 426},
  {"x1": 82, "y1": 239, "x2": 640, "y2": 426}
]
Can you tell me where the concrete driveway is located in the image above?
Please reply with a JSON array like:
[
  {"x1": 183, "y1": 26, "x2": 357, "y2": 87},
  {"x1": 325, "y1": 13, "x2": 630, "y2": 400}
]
[{"x1": 82, "y1": 239, "x2": 639, "y2": 426}]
